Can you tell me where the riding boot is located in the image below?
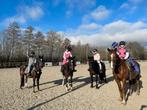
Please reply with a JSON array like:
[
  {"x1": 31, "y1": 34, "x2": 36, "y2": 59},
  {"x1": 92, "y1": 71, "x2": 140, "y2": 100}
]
[
  {"x1": 28, "y1": 70, "x2": 31, "y2": 76},
  {"x1": 61, "y1": 65, "x2": 64, "y2": 72},
  {"x1": 28, "y1": 65, "x2": 33, "y2": 76}
]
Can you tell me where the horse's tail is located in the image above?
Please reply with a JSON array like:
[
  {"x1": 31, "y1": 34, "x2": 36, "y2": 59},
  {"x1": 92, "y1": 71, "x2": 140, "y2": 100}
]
[
  {"x1": 20, "y1": 74, "x2": 25, "y2": 88},
  {"x1": 20, "y1": 65, "x2": 26, "y2": 88}
]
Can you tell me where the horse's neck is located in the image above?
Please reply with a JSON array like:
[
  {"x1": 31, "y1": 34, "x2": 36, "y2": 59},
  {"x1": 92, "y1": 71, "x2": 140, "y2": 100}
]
[{"x1": 88, "y1": 61, "x2": 93, "y2": 68}]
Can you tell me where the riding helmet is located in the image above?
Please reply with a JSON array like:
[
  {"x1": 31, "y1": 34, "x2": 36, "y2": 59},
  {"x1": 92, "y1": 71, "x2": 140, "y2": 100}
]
[
  {"x1": 119, "y1": 41, "x2": 126, "y2": 46},
  {"x1": 31, "y1": 51, "x2": 35, "y2": 55},
  {"x1": 66, "y1": 45, "x2": 72, "y2": 51},
  {"x1": 111, "y1": 42, "x2": 118, "y2": 48},
  {"x1": 92, "y1": 49, "x2": 98, "y2": 53}
]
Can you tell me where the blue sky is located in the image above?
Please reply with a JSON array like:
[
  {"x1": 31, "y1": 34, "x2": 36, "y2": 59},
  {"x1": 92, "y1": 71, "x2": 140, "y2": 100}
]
[{"x1": 0, "y1": 0, "x2": 147, "y2": 46}]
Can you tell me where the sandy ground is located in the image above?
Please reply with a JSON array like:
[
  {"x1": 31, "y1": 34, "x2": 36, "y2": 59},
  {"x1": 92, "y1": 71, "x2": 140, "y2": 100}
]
[{"x1": 0, "y1": 62, "x2": 147, "y2": 110}]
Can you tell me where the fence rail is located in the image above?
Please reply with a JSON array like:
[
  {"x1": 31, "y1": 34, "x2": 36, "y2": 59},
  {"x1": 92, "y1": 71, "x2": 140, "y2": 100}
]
[{"x1": 0, "y1": 62, "x2": 26, "y2": 68}]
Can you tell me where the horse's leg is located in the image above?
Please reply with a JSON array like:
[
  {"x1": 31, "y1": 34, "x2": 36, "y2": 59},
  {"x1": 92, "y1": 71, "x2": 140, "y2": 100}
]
[
  {"x1": 115, "y1": 78, "x2": 123, "y2": 101},
  {"x1": 102, "y1": 64, "x2": 107, "y2": 83},
  {"x1": 104, "y1": 71, "x2": 107, "y2": 83},
  {"x1": 121, "y1": 80, "x2": 127, "y2": 105},
  {"x1": 20, "y1": 74, "x2": 24, "y2": 89},
  {"x1": 33, "y1": 77, "x2": 36, "y2": 93},
  {"x1": 62, "y1": 75, "x2": 65, "y2": 86},
  {"x1": 65, "y1": 77, "x2": 69, "y2": 91},
  {"x1": 96, "y1": 74, "x2": 99, "y2": 89},
  {"x1": 70, "y1": 75, "x2": 73, "y2": 90},
  {"x1": 90, "y1": 74, "x2": 93, "y2": 88},
  {"x1": 24, "y1": 75, "x2": 28, "y2": 88},
  {"x1": 128, "y1": 80, "x2": 133, "y2": 96},
  {"x1": 136, "y1": 80, "x2": 140, "y2": 95},
  {"x1": 37, "y1": 76, "x2": 40, "y2": 91}
]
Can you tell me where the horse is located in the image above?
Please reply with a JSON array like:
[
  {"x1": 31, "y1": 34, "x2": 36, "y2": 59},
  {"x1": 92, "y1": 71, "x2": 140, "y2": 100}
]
[
  {"x1": 61, "y1": 56, "x2": 76, "y2": 91},
  {"x1": 20, "y1": 56, "x2": 44, "y2": 93},
  {"x1": 107, "y1": 48, "x2": 141, "y2": 104},
  {"x1": 88, "y1": 56, "x2": 107, "y2": 89}
]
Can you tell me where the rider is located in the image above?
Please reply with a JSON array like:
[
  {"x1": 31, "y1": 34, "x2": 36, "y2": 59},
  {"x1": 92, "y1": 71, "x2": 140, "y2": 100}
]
[
  {"x1": 25, "y1": 51, "x2": 36, "y2": 76},
  {"x1": 116, "y1": 41, "x2": 141, "y2": 78},
  {"x1": 92, "y1": 49, "x2": 102, "y2": 73},
  {"x1": 61, "y1": 45, "x2": 76, "y2": 72}
]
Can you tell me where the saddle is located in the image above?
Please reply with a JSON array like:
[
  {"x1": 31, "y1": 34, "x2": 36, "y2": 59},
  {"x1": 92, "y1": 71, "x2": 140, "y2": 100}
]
[{"x1": 24, "y1": 64, "x2": 35, "y2": 75}]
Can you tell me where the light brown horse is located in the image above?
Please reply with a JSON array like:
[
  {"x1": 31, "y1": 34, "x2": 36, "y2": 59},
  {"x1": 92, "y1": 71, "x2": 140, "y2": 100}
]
[{"x1": 107, "y1": 48, "x2": 141, "y2": 104}]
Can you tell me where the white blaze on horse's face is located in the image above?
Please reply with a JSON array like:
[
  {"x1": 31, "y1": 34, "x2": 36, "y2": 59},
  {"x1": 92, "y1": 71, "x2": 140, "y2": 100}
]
[{"x1": 110, "y1": 53, "x2": 114, "y2": 69}]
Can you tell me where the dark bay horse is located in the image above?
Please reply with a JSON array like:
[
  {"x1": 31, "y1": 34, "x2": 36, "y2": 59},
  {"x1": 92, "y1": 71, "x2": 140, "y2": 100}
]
[
  {"x1": 88, "y1": 56, "x2": 107, "y2": 89},
  {"x1": 61, "y1": 56, "x2": 76, "y2": 91},
  {"x1": 107, "y1": 48, "x2": 141, "y2": 104},
  {"x1": 20, "y1": 56, "x2": 44, "y2": 92}
]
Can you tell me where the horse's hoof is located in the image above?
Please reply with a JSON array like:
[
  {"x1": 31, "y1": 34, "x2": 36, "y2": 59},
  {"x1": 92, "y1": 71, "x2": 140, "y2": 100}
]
[
  {"x1": 136, "y1": 92, "x2": 140, "y2": 95},
  {"x1": 90, "y1": 85, "x2": 93, "y2": 88},
  {"x1": 24, "y1": 83, "x2": 28, "y2": 88},
  {"x1": 121, "y1": 100, "x2": 126, "y2": 105},
  {"x1": 96, "y1": 85, "x2": 99, "y2": 89}
]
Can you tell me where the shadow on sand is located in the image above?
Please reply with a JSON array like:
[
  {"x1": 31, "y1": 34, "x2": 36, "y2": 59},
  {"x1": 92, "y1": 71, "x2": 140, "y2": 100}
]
[
  {"x1": 140, "y1": 105, "x2": 147, "y2": 110},
  {"x1": 27, "y1": 75, "x2": 113, "y2": 110}
]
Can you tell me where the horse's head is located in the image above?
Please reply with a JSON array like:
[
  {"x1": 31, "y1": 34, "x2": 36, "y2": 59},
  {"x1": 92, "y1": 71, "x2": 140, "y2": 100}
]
[
  {"x1": 68, "y1": 56, "x2": 76, "y2": 72},
  {"x1": 35, "y1": 56, "x2": 44, "y2": 71},
  {"x1": 107, "y1": 48, "x2": 118, "y2": 69},
  {"x1": 88, "y1": 56, "x2": 94, "y2": 68}
]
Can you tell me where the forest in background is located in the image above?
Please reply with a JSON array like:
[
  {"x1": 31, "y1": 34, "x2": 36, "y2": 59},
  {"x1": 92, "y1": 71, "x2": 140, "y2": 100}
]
[{"x1": 0, "y1": 22, "x2": 146, "y2": 67}]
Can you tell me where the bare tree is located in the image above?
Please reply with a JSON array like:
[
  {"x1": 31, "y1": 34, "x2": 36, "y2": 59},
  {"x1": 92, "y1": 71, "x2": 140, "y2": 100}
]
[
  {"x1": 34, "y1": 31, "x2": 45, "y2": 56},
  {"x1": 47, "y1": 31, "x2": 63, "y2": 62},
  {"x1": 127, "y1": 42, "x2": 145, "y2": 60},
  {"x1": 5, "y1": 21, "x2": 21, "y2": 61},
  {"x1": 23, "y1": 26, "x2": 35, "y2": 55}
]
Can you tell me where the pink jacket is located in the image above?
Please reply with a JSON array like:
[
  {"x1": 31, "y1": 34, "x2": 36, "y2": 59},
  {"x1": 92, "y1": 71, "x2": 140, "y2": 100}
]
[
  {"x1": 117, "y1": 47, "x2": 126, "y2": 59},
  {"x1": 62, "y1": 51, "x2": 72, "y2": 65}
]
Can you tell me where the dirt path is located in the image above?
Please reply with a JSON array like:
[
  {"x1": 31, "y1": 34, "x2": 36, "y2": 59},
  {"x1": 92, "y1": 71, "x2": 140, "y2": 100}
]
[{"x1": 0, "y1": 62, "x2": 147, "y2": 110}]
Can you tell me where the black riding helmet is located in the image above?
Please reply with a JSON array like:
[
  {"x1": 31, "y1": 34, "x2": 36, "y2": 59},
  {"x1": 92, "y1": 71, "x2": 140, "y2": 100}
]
[
  {"x1": 31, "y1": 51, "x2": 35, "y2": 55},
  {"x1": 119, "y1": 41, "x2": 126, "y2": 46},
  {"x1": 92, "y1": 49, "x2": 98, "y2": 54},
  {"x1": 66, "y1": 45, "x2": 72, "y2": 51},
  {"x1": 92, "y1": 49, "x2": 98, "y2": 52}
]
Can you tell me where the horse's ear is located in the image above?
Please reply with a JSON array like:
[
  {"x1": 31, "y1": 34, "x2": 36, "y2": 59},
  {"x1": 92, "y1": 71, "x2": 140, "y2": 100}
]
[
  {"x1": 73, "y1": 56, "x2": 75, "y2": 59},
  {"x1": 114, "y1": 48, "x2": 117, "y2": 51},
  {"x1": 107, "y1": 48, "x2": 110, "y2": 52}
]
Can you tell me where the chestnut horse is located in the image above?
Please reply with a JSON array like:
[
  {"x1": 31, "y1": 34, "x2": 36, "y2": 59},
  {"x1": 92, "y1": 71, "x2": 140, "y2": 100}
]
[
  {"x1": 107, "y1": 48, "x2": 141, "y2": 104},
  {"x1": 20, "y1": 56, "x2": 44, "y2": 92}
]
